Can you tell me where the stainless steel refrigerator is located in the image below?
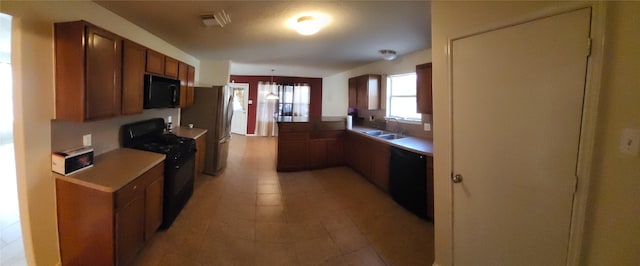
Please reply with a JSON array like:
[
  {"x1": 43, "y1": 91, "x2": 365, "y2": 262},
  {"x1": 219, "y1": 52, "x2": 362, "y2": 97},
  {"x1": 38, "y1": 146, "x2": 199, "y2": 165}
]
[{"x1": 180, "y1": 86, "x2": 234, "y2": 175}]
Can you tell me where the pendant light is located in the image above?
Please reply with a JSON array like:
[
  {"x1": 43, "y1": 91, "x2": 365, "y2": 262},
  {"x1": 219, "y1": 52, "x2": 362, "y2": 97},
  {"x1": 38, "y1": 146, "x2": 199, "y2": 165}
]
[{"x1": 266, "y1": 69, "x2": 279, "y2": 100}]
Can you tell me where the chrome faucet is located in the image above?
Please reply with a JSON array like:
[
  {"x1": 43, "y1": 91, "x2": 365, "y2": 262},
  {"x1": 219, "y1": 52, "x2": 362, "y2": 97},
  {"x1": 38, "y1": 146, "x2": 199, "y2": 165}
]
[{"x1": 387, "y1": 117, "x2": 406, "y2": 135}]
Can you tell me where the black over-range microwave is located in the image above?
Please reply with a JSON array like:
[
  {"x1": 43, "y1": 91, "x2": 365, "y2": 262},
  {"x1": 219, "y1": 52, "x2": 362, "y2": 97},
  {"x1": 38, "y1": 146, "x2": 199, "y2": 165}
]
[{"x1": 144, "y1": 74, "x2": 181, "y2": 109}]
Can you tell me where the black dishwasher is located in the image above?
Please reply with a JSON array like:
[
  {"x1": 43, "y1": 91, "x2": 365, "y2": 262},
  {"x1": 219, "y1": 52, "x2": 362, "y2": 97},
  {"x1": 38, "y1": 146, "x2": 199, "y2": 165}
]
[{"x1": 389, "y1": 146, "x2": 428, "y2": 219}]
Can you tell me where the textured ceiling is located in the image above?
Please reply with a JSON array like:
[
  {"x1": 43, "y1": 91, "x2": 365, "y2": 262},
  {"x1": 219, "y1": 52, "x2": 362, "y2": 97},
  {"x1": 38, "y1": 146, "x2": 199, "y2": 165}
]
[{"x1": 95, "y1": 1, "x2": 431, "y2": 77}]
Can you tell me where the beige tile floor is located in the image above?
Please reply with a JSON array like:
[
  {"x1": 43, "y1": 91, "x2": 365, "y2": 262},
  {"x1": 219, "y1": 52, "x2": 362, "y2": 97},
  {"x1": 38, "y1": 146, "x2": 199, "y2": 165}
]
[
  {"x1": 133, "y1": 135, "x2": 434, "y2": 266},
  {"x1": 0, "y1": 144, "x2": 26, "y2": 266}
]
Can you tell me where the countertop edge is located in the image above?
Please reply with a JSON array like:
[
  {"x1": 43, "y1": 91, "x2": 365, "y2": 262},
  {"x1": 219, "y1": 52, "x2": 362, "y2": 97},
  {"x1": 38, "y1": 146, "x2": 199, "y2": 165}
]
[
  {"x1": 348, "y1": 127, "x2": 433, "y2": 156},
  {"x1": 173, "y1": 127, "x2": 208, "y2": 139},
  {"x1": 276, "y1": 116, "x2": 347, "y2": 123},
  {"x1": 54, "y1": 148, "x2": 166, "y2": 193}
]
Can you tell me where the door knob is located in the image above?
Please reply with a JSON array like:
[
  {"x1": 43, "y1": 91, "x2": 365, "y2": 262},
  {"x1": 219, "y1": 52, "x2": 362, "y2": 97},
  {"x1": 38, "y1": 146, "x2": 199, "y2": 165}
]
[{"x1": 452, "y1": 174, "x2": 463, "y2": 183}]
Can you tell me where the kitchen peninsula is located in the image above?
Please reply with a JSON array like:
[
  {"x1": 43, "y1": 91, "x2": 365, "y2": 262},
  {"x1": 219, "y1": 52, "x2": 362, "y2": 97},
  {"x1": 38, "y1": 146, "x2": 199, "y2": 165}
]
[
  {"x1": 276, "y1": 116, "x2": 434, "y2": 219},
  {"x1": 276, "y1": 117, "x2": 347, "y2": 171}
]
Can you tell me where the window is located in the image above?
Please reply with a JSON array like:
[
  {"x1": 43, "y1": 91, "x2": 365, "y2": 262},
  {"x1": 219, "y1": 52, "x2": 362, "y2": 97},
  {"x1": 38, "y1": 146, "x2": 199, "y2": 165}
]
[
  {"x1": 387, "y1": 73, "x2": 420, "y2": 121},
  {"x1": 277, "y1": 84, "x2": 310, "y2": 117}
]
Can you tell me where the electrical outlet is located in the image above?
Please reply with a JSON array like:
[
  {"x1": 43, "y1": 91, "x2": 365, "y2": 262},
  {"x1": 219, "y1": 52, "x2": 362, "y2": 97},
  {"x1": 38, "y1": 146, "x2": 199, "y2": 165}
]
[
  {"x1": 83, "y1": 134, "x2": 92, "y2": 147},
  {"x1": 424, "y1": 123, "x2": 431, "y2": 131},
  {"x1": 619, "y1": 128, "x2": 640, "y2": 155}
]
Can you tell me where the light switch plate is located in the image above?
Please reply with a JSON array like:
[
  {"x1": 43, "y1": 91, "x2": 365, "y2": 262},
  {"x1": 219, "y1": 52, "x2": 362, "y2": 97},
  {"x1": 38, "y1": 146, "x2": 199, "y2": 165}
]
[
  {"x1": 424, "y1": 123, "x2": 431, "y2": 131},
  {"x1": 83, "y1": 134, "x2": 92, "y2": 147},
  {"x1": 619, "y1": 128, "x2": 640, "y2": 155}
]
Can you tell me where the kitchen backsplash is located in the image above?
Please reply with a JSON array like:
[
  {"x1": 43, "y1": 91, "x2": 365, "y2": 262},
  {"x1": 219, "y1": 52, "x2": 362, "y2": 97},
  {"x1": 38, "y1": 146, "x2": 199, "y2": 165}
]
[
  {"x1": 51, "y1": 108, "x2": 180, "y2": 156},
  {"x1": 355, "y1": 109, "x2": 433, "y2": 139}
]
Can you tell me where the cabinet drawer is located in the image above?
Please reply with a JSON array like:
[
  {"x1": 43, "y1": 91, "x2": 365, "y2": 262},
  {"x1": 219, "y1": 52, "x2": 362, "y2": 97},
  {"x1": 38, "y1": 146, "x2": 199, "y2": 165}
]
[
  {"x1": 278, "y1": 123, "x2": 312, "y2": 133},
  {"x1": 115, "y1": 163, "x2": 163, "y2": 210},
  {"x1": 310, "y1": 130, "x2": 343, "y2": 140},
  {"x1": 314, "y1": 121, "x2": 346, "y2": 131},
  {"x1": 279, "y1": 132, "x2": 308, "y2": 140}
]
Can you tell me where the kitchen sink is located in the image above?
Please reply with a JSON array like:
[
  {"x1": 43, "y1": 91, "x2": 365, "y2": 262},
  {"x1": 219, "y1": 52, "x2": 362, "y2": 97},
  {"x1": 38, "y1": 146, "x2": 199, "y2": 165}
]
[
  {"x1": 378, "y1": 133, "x2": 405, "y2": 140},
  {"x1": 364, "y1": 130, "x2": 385, "y2": 136}
]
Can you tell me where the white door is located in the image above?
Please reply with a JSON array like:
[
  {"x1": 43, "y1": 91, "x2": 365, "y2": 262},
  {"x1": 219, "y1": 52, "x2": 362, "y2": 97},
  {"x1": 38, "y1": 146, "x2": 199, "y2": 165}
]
[
  {"x1": 451, "y1": 8, "x2": 590, "y2": 265},
  {"x1": 229, "y1": 83, "x2": 249, "y2": 135}
]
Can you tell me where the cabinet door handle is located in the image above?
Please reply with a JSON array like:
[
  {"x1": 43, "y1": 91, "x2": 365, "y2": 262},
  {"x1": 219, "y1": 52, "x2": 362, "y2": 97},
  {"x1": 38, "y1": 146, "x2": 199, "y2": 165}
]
[
  {"x1": 133, "y1": 185, "x2": 138, "y2": 190},
  {"x1": 170, "y1": 84, "x2": 179, "y2": 105}
]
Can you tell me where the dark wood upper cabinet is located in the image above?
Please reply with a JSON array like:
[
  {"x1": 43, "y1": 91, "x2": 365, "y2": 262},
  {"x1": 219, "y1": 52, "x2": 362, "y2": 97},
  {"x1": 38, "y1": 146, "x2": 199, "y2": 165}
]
[
  {"x1": 55, "y1": 21, "x2": 122, "y2": 122},
  {"x1": 348, "y1": 78, "x2": 357, "y2": 109},
  {"x1": 186, "y1": 65, "x2": 196, "y2": 106},
  {"x1": 416, "y1": 63, "x2": 433, "y2": 114},
  {"x1": 145, "y1": 49, "x2": 165, "y2": 75},
  {"x1": 177, "y1": 63, "x2": 195, "y2": 108},
  {"x1": 121, "y1": 40, "x2": 146, "y2": 115},
  {"x1": 349, "y1": 74, "x2": 381, "y2": 111},
  {"x1": 164, "y1": 56, "x2": 179, "y2": 79},
  {"x1": 178, "y1": 62, "x2": 188, "y2": 107}
]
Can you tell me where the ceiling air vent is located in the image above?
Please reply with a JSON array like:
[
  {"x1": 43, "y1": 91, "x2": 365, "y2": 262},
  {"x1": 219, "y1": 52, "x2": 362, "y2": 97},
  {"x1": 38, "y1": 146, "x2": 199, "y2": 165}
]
[{"x1": 200, "y1": 10, "x2": 231, "y2": 28}]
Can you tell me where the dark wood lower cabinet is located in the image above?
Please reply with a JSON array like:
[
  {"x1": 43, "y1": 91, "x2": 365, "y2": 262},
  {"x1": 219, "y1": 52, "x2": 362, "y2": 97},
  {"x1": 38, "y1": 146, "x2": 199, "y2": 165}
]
[
  {"x1": 280, "y1": 127, "x2": 433, "y2": 220},
  {"x1": 115, "y1": 197, "x2": 145, "y2": 266},
  {"x1": 195, "y1": 134, "x2": 207, "y2": 174},
  {"x1": 346, "y1": 131, "x2": 371, "y2": 178},
  {"x1": 346, "y1": 131, "x2": 389, "y2": 192},
  {"x1": 56, "y1": 162, "x2": 164, "y2": 266},
  {"x1": 370, "y1": 141, "x2": 390, "y2": 192},
  {"x1": 276, "y1": 122, "x2": 345, "y2": 171},
  {"x1": 309, "y1": 131, "x2": 344, "y2": 169},
  {"x1": 326, "y1": 135, "x2": 344, "y2": 167},
  {"x1": 56, "y1": 180, "x2": 113, "y2": 265},
  {"x1": 144, "y1": 177, "x2": 164, "y2": 241},
  {"x1": 277, "y1": 132, "x2": 309, "y2": 171},
  {"x1": 308, "y1": 139, "x2": 328, "y2": 169}
]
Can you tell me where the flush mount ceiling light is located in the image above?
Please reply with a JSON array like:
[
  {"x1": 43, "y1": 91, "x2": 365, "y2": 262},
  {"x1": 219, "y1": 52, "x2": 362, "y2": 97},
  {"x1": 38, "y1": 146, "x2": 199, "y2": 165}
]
[
  {"x1": 288, "y1": 13, "x2": 330, "y2": 36},
  {"x1": 201, "y1": 10, "x2": 231, "y2": 27},
  {"x1": 295, "y1": 16, "x2": 321, "y2": 35},
  {"x1": 380, "y1": 49, "x2": 397, "y2": 61}
]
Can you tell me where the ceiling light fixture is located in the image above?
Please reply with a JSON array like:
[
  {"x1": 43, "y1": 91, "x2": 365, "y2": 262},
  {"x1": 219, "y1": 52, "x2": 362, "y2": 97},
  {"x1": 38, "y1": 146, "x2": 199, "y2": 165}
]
[
  {"x1": 295, "y1": 16, "x2": 321, "y2": 35},
  {"x1": 201, "y1": 10, "x2": 231, "y2": 27},
  {"x1": 380, "y1": 49, "x2": 397, "y2": 61}
]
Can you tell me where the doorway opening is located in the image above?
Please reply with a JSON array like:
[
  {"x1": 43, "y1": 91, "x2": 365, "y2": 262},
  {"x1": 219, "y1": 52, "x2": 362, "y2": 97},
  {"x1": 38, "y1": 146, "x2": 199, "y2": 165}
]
[
  {"x1": 229, "y1": 83, "x2": 249, "y2": 135},
  {"x1": 0, "y1": 12, "x2": 25, "y2": 266}
]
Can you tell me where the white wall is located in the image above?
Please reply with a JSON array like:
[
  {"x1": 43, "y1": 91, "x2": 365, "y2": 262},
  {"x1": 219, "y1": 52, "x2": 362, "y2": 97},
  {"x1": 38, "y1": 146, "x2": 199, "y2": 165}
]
[
  {"x1": 1, "y1": 1, "x2": 202, "y2": 264},
  {"x1": 198, "y1": 60, "x2": 231, "y2": 87},
  {"x1": 322, "y1": 49, "x2": 432, "y2": 117},
  {"x1": 581, "y1": 2, "x2": 640, "y2": 264},
  {"x1": 432, "y1": 1, "x2": 639, "y2": 265}
]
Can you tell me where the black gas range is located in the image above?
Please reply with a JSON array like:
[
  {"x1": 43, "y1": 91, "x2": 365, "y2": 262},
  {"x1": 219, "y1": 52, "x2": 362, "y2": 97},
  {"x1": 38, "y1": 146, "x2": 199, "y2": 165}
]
[{"x1": 121, "y1": 118, "x2": 196, "y2": 229}]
